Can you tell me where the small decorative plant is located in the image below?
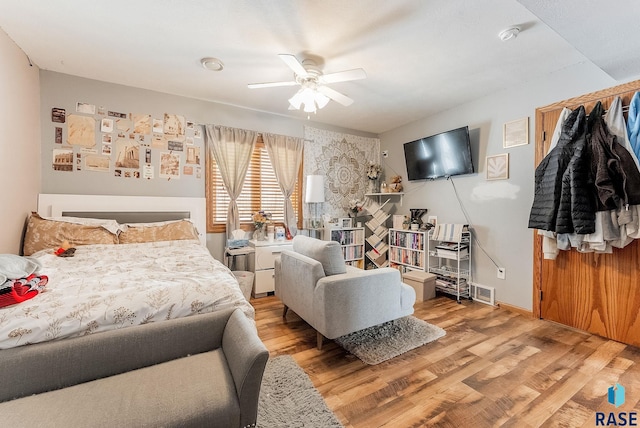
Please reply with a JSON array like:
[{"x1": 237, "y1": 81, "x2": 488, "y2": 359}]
[
  {"x1": 348, "y1": 199, "x2": 364, "y2": 217},
  {"x1": 366, "y1": 162, "x2": 382, "y2": 180}
]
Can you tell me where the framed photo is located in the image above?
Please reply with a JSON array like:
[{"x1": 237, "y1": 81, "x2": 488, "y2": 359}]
[
  {"x1": 427, "y1": 215, "x2": 438, "y2": 228},
  {"x1": 486, "y1": 153, "x2": 509, "y2": 180},
  {"x1": 339, "y1": 217, "x2": 353, "y2": 228},
  {"x1": 503, "y1": 117, "x2": 529, "y2": 148}
]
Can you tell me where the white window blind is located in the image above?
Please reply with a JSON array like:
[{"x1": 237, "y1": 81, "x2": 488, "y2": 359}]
[{"x1": 206, "y1": 138, "x2": 301, "y2": 232}]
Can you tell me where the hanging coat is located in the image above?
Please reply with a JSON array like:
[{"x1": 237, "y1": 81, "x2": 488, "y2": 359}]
[
  {"x1": 538, "y1": 108, "x2": 570, "y2": 259},
  {"x1": 590, "y1": 102, "x2": 640, "y2": 211},
  {"x1": 529, "y1": 106, "x2": 595, "y2": 234},
  {"x1": 627, "y1": 91, "x2": 640, "y2": 162}
]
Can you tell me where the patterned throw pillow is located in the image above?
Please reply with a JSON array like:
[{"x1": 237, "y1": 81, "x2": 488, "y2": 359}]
[
  {"x1": 117, "y1": 220, "x2": 199, "y2": 244},
  {"x1": 22, "y1": 213, "x2": 119, "y2": 256}
]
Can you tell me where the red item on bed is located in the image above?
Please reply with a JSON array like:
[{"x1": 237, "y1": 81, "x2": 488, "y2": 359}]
[{"x1": 0, "y1": 274, "x2": 48, "y2": 308}]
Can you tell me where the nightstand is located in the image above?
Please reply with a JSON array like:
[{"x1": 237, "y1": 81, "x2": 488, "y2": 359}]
[{"x1": 249, "y1": 240, "x2": 293, "y2": 298}]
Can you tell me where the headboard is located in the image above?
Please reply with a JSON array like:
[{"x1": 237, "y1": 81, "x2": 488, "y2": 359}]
[{"x1": 37, "y1": 194, "x2": 207, "y2": 246}]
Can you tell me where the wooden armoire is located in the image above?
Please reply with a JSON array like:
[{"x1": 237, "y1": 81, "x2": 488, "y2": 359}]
[{"x1": 533, "y1": 79, "x2": 640, "y2": 347}]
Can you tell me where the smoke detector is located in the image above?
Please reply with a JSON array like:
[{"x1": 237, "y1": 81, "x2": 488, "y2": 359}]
[{"x1": 498, "y1": 27, "x2": 520, "y2": 42}]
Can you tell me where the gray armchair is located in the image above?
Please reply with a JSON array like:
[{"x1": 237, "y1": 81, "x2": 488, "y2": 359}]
[{"x1": 274, "y1": 235, "x2": 416, "y2": 349}]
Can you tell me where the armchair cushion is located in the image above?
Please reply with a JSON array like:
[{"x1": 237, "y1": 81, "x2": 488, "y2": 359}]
[{"x1": 292, "y1": 235, "x2": 346, "y2": 276}]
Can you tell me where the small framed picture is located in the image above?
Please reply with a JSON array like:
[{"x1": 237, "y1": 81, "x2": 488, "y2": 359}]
[
  {"x1": 486, "y1": 153, "x2": 509, "y2": 180},
  {"x1": 503, "y1": 117, "x2": 529, "y2": 148},
  {"x1": 340, "y1": 217, "x2": 353, "y2": 228}
]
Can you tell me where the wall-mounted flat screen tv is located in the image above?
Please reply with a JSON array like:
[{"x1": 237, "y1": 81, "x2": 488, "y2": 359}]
[{"x1": 403, "y1": 126, "x2": 474, "y2": 181}]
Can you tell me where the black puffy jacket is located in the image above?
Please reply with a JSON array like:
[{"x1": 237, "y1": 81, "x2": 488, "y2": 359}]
[{"x1": 528, "y1": 106, "x2": 596, "y2": 233}]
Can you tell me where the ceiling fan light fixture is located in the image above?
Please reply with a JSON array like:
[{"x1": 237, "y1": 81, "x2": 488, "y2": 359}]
[
  {"x1": 315, "y1": 92, "x2": 330, "y2": 109},
  {"x1": 303, "y1": 102, "x2": 317, "y2": 114},
  {"x1": 288, "y1": 89, "x2": 304, "y2": 110},
  {"x1": 248, "y1": 54, "x2": 365, "y2": 114},
  {"x1": 200, "y1": 57, "x2": 224, "y2": 71},
  {"x1": 289, "y1": 86, "x2": 330, "y2": 114},
  {"x1": 300, "y1": 87, "x2": 317, "y2": 108}
]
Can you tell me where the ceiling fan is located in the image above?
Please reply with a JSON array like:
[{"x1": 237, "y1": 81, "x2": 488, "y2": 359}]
[{"x1": 248, "y1": 54, "x2": 367, "y2": 114}]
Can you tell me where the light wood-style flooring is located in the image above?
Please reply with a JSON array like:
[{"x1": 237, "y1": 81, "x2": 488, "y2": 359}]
[{"x1": 252, "y1": 294, "x2": 640, "y2": 427}]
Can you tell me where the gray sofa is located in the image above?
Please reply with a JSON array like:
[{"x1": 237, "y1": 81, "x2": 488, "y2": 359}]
[
  {"x1": 0, "y1": 308, "x2": 269, "y2": 428},
  {"x1": 275, "y1": 235, "x2": 416, "y2": 349}
]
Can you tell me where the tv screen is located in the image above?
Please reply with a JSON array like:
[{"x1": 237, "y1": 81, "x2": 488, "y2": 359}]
[{"x1": 403, "y1": 126, "x2": 474, "y2": 181}]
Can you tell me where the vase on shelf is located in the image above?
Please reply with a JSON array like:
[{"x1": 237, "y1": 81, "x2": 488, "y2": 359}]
[
  {"x1": 368, "y1": 178, "x2": 379, "y2": 194},
  {"x1": 254, "y1": 224, "x2": 266, "y2": 241}
]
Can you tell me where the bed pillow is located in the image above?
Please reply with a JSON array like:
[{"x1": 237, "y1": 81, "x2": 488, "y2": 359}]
[
  {"x1": 23, "y1": 213, "x2": 119, "y2": 256},
  {"x1": 117, "y1": 220, "x2": 199, "y2": 244}
]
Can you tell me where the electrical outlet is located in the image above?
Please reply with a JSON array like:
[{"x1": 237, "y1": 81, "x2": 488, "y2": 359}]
[
  {"x1": 382, "y1": 150, "x2": 389, "y2": 158},
  {"x1": 497, "y1": 267, "x2": 506, "y2": 280}
]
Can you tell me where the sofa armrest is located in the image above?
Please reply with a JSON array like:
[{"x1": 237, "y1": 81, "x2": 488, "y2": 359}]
[
  {"x1": 222, "y1": 309, "x2": 269, "y2": 428},
  {"x1": 275, "y1": 250, "x2": 326, "y2": 323},
  {"x1": 313, "y1": 267, "x2": 415, "y2": 338},
  {"x1": 0, "y1": 309, "x2": 236, "y2": 402}
]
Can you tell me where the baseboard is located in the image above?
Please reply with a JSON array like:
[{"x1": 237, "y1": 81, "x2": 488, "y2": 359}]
[{"x1": 496, "y1": 301, "x2": 533, "y2": 318}]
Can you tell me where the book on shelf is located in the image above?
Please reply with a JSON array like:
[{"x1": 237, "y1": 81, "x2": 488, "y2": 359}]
[
  {"x1": 436, "y1": 247, "x2": 469, "y2": 259},
  {"x1": 434, "y1": 242, "x2": 468, "y2": 251},
  {"x1": 373, "y1": 224, "x2": 388, "y2": 237},
  {"x1": 366, "y1": 243, "x2": 388, "y2": 260},
  {"x1": 367, "y1": 252, "x2": 389, "y2": 268},
  {"x1": 366, "y1": 234, "x2": 382, "y2": 248},
  {"x1": 365, "y1": 218, "x2": 381, "y2": 231},
  {"x1": 365, "y1": 198, "x2": 390, "y2": 215},
  {"x1": 373, "y1": 209, "x2": 389, "y2": 223}
]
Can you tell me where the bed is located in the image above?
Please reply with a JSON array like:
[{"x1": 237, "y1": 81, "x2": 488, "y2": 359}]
[{"x1": 0, "y1": 194, "x2": 254, "y2": 349}]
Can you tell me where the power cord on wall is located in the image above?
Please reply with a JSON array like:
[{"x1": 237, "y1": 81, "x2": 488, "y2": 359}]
[
  {"x1": 447, "y1": 176, "x2": 501, "y2": 270},
  {"x1": 381, "y1": 158, "x2": 501, "y2": 269}
]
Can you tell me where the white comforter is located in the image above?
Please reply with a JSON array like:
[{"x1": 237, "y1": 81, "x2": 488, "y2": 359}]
[{"x1": 0, "y1": 240, "x2": 254, "y2": 349}]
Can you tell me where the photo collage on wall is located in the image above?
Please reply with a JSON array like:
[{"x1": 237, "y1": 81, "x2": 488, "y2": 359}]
[{"x1": 51, "y1": 102, "x2": 202, "y2": 180}]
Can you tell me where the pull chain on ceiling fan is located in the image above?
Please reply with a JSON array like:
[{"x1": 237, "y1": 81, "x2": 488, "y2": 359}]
[{"x1": 248, "y1": 54, "x2": 367, "y2": 115}]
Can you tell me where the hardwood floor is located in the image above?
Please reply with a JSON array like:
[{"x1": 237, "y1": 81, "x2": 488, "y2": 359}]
[{"x1": 252, "y1": 294, "x2": 640, "y2": 427}]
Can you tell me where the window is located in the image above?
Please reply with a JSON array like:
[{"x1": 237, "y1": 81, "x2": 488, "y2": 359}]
[{"x1": 206, "y1": 136, "x2": 303, "y2": 233}]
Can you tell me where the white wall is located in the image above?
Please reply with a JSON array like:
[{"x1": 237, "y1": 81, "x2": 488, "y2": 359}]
[
  {"x1": 0, "y1": 29, "x2": 41, "y2": 253},
  {"x1": 380, "y1": 62, "x2": 621, "y2": 311}
]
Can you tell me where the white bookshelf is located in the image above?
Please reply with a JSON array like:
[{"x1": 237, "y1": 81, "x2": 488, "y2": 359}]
[
  {"x1": 388, "y1": 228, "x2": 427, "y2": 271},
  {"x1": 326, "y1": 226, "x2": 365, "y2": 269}
]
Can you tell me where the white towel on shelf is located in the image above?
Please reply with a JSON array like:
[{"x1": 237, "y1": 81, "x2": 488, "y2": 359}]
[{"x1": 433, "y1": 224, "x2": 466, "y2": 242}]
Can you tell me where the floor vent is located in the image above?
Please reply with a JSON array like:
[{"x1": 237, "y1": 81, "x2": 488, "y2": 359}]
[{"x1": 471, "y1": 283, "x2": 495, "y2": 306}]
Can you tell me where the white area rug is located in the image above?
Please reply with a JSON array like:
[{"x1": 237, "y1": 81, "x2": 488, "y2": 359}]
[
  {"x1": 334, "y1": 316, "x2": 446, "y2": 365},
  {"x1": 258, "y1": 355, "x2": 343, "y2": 428}
]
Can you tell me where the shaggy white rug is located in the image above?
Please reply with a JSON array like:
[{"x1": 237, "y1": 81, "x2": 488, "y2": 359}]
[
  {"x1": 258, "y1": 355, "x2": 343, "y2": 428},
  {"x1": 334, "y1": 316, "x2": 446, "y2": 365}
]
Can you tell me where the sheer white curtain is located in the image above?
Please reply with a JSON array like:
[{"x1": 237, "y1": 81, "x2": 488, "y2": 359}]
[
  {"x1": 263, "y1": 133, "x2": 303, "y2": 234},
  {"x1": 205, "y1": 125, "x2": 258, "y2": 238}
]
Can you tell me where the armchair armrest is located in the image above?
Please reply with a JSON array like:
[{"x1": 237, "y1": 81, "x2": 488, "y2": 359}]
[
  {"x1": 222, "y1": 309, "x2": 269, "y2": 428},
  {"x1": 313, "y1": 268, "x2": 415, "y2": 339}
]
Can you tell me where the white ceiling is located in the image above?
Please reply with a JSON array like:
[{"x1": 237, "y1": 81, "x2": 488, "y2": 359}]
[{"x1": 1, "y1": 0, "x2": 638, "y2": 134}]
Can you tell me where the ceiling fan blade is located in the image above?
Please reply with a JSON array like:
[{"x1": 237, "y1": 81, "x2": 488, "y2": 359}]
[
  {"x1": 278, "y1": 54, "x2": 308, "y2": 77},
  {"x1": 320, "y1": 68, "x2": 367, "y2": 84},
  {"x1": 247, "y1": 80, "x2": 298, "y2": 89},
  {"x1": 317, "y1": 85, "x2": 354, "y2": 107}
]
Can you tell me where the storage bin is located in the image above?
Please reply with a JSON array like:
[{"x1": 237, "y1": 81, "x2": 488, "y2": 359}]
[{"x1": 402, "y1": 270, "x2": 436, "y2": 301}]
